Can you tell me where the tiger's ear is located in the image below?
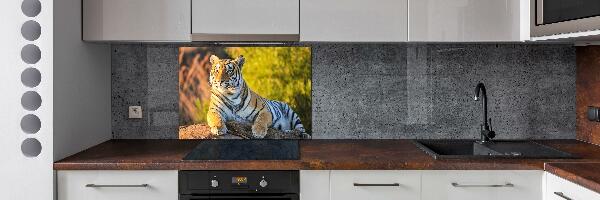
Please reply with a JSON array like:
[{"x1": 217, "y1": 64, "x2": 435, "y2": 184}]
[
  {"x1": 209, "y1": 55, "x2": 219, "y2": 64},
  {"x1": 234, "y1": 55, "x2": 245, "y2": 67}
]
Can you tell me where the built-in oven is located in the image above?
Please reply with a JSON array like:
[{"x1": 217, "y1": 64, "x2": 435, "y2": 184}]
[
  {"x1": 179, "y1": 171, "x2": 299, "y2": 200},
  {"x1": 532, "y1": 0, "x2": 600, "y2": 37}
]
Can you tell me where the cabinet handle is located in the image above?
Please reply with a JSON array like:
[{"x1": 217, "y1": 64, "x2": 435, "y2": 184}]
[
  {"x1": 451, "y1": 182, "x2": 514, "y2": 188},
  {"x1": 85, "y1": 184, "x2": 149, "y2": 188},
  {"x1": 553, "y1": 192, "x2": 573, "y2": 200},
  {"x1": 353, "y1": 183, "x2": 400, "y2": 187}
]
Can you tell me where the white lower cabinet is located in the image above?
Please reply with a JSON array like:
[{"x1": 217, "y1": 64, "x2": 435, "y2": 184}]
[
  {"x1": 57, "y1": 170, "x2": 178, "y2": 200},
  {"x1": 57, "y1": 170, "x2": 600, "y2": 200},
  {"x1": 331, "y1": 170, "x2": 421, "y2": 200},
  {"x1": 300, "y1": 170, "x2": 547, "y2": 200},
  {"x1": 422, "y1": 170, "x2": 543, "y2": 200},
  {"x1": 300, "y1": 170, "x2": 331, "y2": 200},
  {"x1": 545, "y1": 172, "x2": 600, "y2": 200}
]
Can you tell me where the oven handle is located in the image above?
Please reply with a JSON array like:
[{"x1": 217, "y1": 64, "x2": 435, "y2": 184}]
[{"x1": 180, "y1": 194, "x2": 299, "y2": 200}]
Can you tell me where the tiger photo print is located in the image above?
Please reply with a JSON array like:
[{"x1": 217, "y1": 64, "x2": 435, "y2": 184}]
[{"x1": 207, "y1": 55, "x2": 306, "y2": 138}]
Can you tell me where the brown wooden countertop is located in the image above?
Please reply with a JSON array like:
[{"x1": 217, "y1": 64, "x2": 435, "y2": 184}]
[
  {"x1": 545, "y1": 162, "x2": 600, "y2": 194},
  {"x1": 54, "y1": 139, "x2": 600, "y2": 171}
]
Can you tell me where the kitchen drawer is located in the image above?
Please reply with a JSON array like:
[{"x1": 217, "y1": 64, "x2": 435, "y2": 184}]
[
  {"x1": 545, "y1": 172, "x2": 600, "y2": 200},
  {"x1": 57, "y1": 170, "x2": 178, "y2": 200},
  {"x1": 330, "y1": 170, "x2": 420, "y2": 200},
  {"x1": 422, "y1": 170, "x2": 543, "y2": 200}
]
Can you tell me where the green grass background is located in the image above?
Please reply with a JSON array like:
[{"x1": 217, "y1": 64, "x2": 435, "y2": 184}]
[{"x1": 189, "y1": 47, "x2": 312, "y2": 134}]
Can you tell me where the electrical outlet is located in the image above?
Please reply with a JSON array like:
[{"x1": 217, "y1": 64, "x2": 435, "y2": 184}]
[{"x1": 129, "y1": 106, "x2": 143, "y2": 119}]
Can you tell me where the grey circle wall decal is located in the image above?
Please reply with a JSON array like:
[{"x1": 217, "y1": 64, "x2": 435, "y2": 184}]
[
  {"x1": 21, "y1": 138, "x2": 42, "y2": 157},
  {"x1": 21, "y1": 91, "x2": 42, "y2": 111},
  {"x1": 21, "y1": 44, "x2": 41, "y2": 64},
  {"x1": 21, "y1": 114, "x2": 41, "y2": 134},
  {"x1": 21, "y1": 20, "x2": 41, "y2": 41},
  {"x1": 21, "y1": 0, "x2": 41, "y2": 17},
  {"x1": 21, "y1": 68, "x2": 41, "y2": 88}
]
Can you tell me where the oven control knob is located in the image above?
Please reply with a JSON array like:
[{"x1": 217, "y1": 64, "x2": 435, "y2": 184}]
[
  {"x1": 259, "y1": 179, "x2": 268, "y2": 188},
  {"x1": 210, "y1": 179, "x2": 219, "y2": 188}
]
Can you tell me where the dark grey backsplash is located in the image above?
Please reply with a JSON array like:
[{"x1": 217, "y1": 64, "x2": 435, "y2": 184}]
[{"x1": 112, "y1": 43, "x2": 576, "y2": 139}]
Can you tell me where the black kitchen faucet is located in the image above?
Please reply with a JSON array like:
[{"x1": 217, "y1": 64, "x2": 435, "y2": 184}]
[{"x1": 474, "y1": 82, "x2": 495, "y2": 143}]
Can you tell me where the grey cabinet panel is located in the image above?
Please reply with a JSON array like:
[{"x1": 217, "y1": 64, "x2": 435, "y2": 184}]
[
  {"x1": 83, "y1": 0, "x2": 191, "y2": 41},
  {"x1": 409, "y1": 0, "x2": 529, "y2": 42},
  {"x1": 300, "y1": 0, "x2": 408, "y2": 42},
  {"x1": 191, "y1": 0, "x2": 299, "y2": 41}
]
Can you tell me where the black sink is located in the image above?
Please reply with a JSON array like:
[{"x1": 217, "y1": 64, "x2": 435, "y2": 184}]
[{"x1": 413, "y1": 140, "x2": 577, "y2": 160}]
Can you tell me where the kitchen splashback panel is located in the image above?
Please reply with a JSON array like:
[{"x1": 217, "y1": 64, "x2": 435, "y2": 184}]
[
  {"x1": 112, "y1": 44, "x2": 575, "y2": 139},
  {"x1": 178, "y1": 47, "x2": 311, "y2": 139}
]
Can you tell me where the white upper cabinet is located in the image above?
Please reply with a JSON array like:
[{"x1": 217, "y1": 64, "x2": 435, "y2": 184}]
[
  {"x1": 191, "y1": 0, "x2": 300, "y2": 41},
  {"x1": 82, "y1": 0, "x2": 191, "y2": 41},
  {"x1": 408, "y1": 0, "x2": 530, "y2": 42},
  {"x1": 300, "y1": 0, "x2": 408, "y2": 42},
  {"x1": 81, "y1": 0, "x2": 532, "y2": 42}
]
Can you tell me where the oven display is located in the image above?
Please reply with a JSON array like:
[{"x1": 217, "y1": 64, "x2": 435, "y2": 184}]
[{"x1": 232, "y1": 176, "x2": 248, "y2": 185}]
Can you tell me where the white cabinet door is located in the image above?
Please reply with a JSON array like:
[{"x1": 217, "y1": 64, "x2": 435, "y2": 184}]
[
  {"x1": 300, "y1": 170, "x2": 330, "y2": 200},
  {"x1": 57, "y1": 170, "x2": 178, "y2": 200},
  {"x1": 300, "y1": 0, "x2": 408, "y2": 42},
  {"x1": 545, "y1": 172, "x2": 600, "y2": 200},
  {"x1": 82, "y1": 0, "x2": 191, "y2": 41},
  {"x1": 191, "y1": 0, "x2": 299, "y2": 41},
  {"x1": 422, "y1": 170, "x2": 543, "y2": 200},
  {"x1": 409, "y1": 0, "x2": 529, "y2": 42},
  {"x1": 330, "y1": 170, "x2": 420, "y2": 200}
]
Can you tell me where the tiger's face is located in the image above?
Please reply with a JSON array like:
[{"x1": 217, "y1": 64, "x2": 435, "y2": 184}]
[{"x1": 209, "y1": 55, "x2": 245, "y2": 91}]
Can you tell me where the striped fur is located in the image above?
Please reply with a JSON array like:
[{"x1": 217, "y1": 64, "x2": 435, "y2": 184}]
[{"x1": 206, "y1": 55, "x2": 305, "y2": 138}]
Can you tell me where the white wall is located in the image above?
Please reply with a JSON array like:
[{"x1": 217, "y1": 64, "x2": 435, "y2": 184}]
[
  {"x1": 0, "y1": 0, "x2": 110, "y2": 198},
  {"x1": 53, "y1": 0, "x2": 111, "y2": 161},
  {"x1": 0, "y1": 0, "x2": 54, "y2": 199}
]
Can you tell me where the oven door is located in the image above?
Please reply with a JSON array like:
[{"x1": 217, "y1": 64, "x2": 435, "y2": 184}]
[
  {"x1": 180, "y1": 194, "x2": 299, "y2": 200},
  {"x1": 533, "y1": 0, "x2": 600, "y2": 37}
]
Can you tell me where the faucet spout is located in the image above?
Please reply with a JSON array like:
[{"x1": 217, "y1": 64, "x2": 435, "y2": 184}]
[{"x1": 474, "y1": 83, "x2": 495, "y2": 142}]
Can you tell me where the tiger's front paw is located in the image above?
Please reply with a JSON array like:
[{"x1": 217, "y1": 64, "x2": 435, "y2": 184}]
[
  {"x1": 251, "y1": 126, "x2": 268, "y2": 139},
  {"x1": 251, "y1": 109, "x2": 272, "y2": 139},
  {"x1": 210, "y1": 126, "x2": 228, "y2": 136}
]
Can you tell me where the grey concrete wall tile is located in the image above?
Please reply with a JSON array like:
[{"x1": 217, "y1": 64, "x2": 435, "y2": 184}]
[{"x1": 111, "y1": 43, "x2": 576, "y2": 140}]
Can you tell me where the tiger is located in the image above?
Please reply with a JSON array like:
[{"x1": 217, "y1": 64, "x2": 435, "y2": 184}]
[{"x1": 207, "y1": 55, "x2": 306, "y2": 138}]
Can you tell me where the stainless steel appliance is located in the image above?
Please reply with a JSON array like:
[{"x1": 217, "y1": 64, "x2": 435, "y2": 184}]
[
  {"x1": 179, "y1": 171, "x2": 299, "y2": 200},
  {"x1": 533, "y1": 0, "x2": 600, "y2": 37}
]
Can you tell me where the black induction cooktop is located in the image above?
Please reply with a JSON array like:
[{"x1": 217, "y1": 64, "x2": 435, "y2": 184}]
[{"x1": 183, "y1": 140, "x2": 300, "y2": 160}]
